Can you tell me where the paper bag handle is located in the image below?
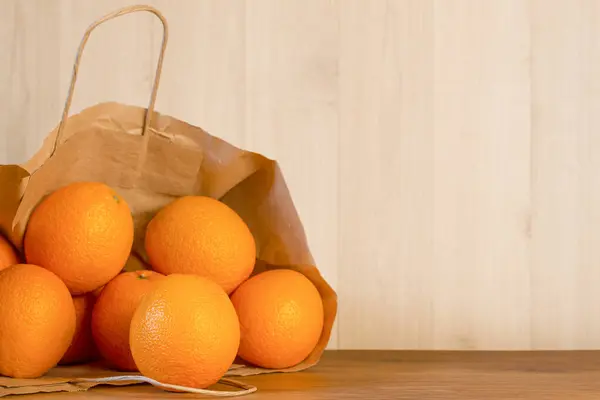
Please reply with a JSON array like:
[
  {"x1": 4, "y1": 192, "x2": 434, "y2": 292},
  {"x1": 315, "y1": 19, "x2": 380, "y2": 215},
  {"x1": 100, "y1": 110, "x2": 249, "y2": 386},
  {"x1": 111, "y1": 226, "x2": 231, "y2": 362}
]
[
  {"x1": 53, "y1": 5, "x2": 169, "y2": 154},
  {"x1": 74, "y1": 375, "x2": 257, "y2": 397}
]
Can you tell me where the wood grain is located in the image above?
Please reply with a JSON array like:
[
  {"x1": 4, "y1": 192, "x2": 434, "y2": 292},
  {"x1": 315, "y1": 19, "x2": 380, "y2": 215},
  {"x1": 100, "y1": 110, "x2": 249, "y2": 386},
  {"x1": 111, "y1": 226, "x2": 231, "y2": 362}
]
[
  {"x1": 14, "y1": 351, "x2": 600, "y2": 399},
  {"x1": 339, "y1": 0, "x2": 435, "y2": 349},
  {"x1": 0, "y1": 0, "x2": 61, "y2": 165},
  {"x1": 431, "y1": 0, "x2": 532, "y2": 350},
  {"x1": 3, "y1": 1, "x2": 600, "y2": 350},
  {"x1": 530, "y1": 0, "x2": 600, "y2": 350}
]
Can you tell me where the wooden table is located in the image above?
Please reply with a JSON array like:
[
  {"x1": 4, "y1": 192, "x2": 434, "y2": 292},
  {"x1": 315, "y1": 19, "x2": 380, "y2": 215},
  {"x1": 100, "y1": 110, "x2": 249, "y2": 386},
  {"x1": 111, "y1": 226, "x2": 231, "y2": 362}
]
[{"x1": 15, "y1": 350, "x2": 600, "y2": 399}]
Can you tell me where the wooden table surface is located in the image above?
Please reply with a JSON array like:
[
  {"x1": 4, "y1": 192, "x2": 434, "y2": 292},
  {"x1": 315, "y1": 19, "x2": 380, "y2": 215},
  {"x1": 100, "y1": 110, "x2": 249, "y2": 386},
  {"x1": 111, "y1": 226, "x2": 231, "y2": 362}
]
[{"x1": 15, "y1": 350, "x2": 600, "y2": 399}]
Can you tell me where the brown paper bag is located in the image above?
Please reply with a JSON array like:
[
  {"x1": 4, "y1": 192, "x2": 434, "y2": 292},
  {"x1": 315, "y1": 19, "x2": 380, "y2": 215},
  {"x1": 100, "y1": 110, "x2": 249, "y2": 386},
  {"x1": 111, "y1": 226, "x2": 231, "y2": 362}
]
[{"x1": 0, "y1": 5, "x2": 337, "y2": 397}]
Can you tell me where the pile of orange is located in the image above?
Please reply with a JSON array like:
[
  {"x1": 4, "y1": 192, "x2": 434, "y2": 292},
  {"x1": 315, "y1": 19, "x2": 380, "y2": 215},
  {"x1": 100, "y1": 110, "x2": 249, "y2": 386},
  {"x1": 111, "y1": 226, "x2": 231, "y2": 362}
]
[{"x1": 0, "y1": 181, "x2": 324, "y2": 389}]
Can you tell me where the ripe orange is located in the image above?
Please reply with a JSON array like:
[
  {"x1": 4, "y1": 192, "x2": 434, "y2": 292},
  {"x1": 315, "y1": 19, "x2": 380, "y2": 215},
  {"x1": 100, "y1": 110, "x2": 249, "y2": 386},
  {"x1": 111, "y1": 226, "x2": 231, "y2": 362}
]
[
  {"x1": 145, "y1": 196, "x2": 256, "y2": 294},
  {"x1": 91, "y1": 270, "x2": 165, "y2": 371},
  {"x1": 24, "y1": 182, "x2": 134, "y2": 294},
  {"x1": 60, "y1": 294, "x2": 99, "y2": 365},
  {"x1": 130, "y1": 274, "x2": 240, "y2": 389},
  {"x1": 0, "y1": 264, "x2": 76, "y2": 378},
  {"x1": 231, "y1": 269, "x2": 324, "y2": 369},
  {"x1": 0, "y1": 234, "x2": 19, "y2": 271}
]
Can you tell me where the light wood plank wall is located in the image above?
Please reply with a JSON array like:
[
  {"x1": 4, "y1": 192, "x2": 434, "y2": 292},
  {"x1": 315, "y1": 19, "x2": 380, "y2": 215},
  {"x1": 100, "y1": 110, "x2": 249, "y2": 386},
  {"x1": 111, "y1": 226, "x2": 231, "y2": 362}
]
[{"x1": 2, "y1": 0, "x2": 600, "y2": 350}]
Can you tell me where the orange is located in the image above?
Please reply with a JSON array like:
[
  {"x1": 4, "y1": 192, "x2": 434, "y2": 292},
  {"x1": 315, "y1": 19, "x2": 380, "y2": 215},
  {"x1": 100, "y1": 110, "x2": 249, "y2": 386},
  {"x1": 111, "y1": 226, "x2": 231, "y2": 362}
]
[
  {"x1": 60, "y1": 294, "x2": 99, "y2": 365},
  {"x1": 231, "y1": 269, "x2": 324, "y2": 369},
  {"x1": 24, "y1": 182, "x2": 134, "y2": 294},
  {"x1": 130, "y1": 274, "x2": 240, "y2": 389},
  {"x1": 0, "y1": 264, "x2": 76, "y2": 378},
  {"x1": 0, "y1": 234, "x2": 19, "y2": 271},
  {"x1": 145, "y1": 196, "x2": 255, "y2": 294},
  {"x1": 91, "y1": 270, "x2": 165, "y2": 371}
]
